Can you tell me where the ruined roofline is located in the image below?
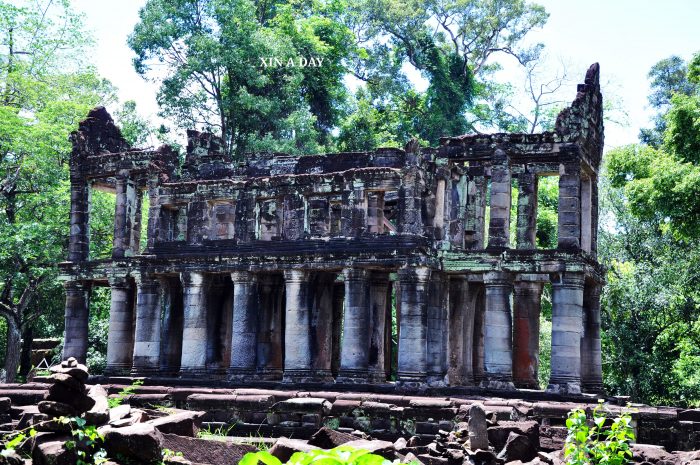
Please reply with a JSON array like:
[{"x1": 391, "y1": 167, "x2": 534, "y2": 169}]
[
  {"x1": 74, "y1": 65, "x2": 602, "y2": 165},
  {"x1": 70, "y1": 63, "x2": 602, "y2": 183},
  {"x1": 158, "y1": 166, "x2": 403, "y2": 187},
  {"x1": 440, "y1": 63, "x2": 604, "y2": 166}
]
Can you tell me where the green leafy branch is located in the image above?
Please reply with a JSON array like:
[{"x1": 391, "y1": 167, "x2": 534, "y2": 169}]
[
  {"x1": 1, "y1": 424, "x2": 37, "y2": 457},
  {"x1": 61, "y1": 416, "x2": 108, "y2": 465},
  {"x1": 564, "y1": 400, "x2": 636, "y2": 465},
  {"x1": 1, "y1": 415, "x2": 107, "y2": 464}
]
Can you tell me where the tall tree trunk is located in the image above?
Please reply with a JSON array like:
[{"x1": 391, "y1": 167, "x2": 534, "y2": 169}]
[
  {"x1": 19, "y1": 324, "x2": 33, "y2": 379},
  {"x1": 4, "y1": 315, "x2": 20, "y2": 383}
]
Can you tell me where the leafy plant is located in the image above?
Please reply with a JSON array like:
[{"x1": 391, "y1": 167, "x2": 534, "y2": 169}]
[
  {"x1": 240, "y1": 446, "x2": 399, "y2": 465},
  {"x1": 1, "y1": 424, "x2": 37, "y2": 457},
  {"x1": 197, "y1": 424, "x2": 235, "y2": 440},
  {"x1": 2, "y1": 416, "x2": 108, "y2": 464},
  {"x1": 564, "y1": 401, "x2": 636, "y2": 465},
  {"x1": 399, "y1": 418, "x2": 415, "y2": 436},
  {"x1": 150, "y1": 403, "x2": 176, "y2": 415},
  {"x1": 162, "y1": 448, "x2": 184, "y2": 462},
  {"x1": 240, "y1": 434, "x2": 272, "y2": 453},
  {"x1": 62, "y1": 416, "x2": 108, "y2": 465},
  {"x1": 323, "y1": 418, "x2": 340, "y2": 431},
  {"x1": 108, "y1": 379, "x2": 144, "y2": 408}
]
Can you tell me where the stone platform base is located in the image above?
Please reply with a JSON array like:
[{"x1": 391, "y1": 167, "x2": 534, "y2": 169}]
[{"x1": 2, "y1": 380, "x2": 698, "y2": 452}]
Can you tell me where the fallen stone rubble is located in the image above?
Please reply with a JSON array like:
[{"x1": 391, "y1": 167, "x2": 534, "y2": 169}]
[
  {"x1": 0, "y1": 359, "x2": 212, "y2": 465},
  {"x1": 2, "y1": 365, "x2": 700, "y2": 464}
]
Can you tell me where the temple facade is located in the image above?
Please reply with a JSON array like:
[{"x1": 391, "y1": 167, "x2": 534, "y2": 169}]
[{"x1": 60, "y1": 64, "x2": 605, "y2": 394}]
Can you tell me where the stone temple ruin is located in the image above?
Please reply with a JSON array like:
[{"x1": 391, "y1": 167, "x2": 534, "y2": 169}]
[{"x1": 60, "y1": 64, "x2": 605, "y2": 395}]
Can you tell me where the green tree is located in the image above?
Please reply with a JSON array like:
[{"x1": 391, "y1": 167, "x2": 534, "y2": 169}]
[
  {"x1": 598, "y1": 173, "x2": 700, "y2": 405},
  {"x1": 344, "y1": 0, "x2": 548, "y2": 144},
  {"x1": 129, "y1": 0, "x2": 354, "y2": 158},
  {"x1": 600, "y1": 53, "x2": 700, "y2": 404},
  {"x1": 337, "y1": 86, "x2": 421, "y2": 150},
  {"x1": 114, "y1": 100, "x2": 155, "y2": 147},
  {"x1": 639, "y1": 55, "x2": 697, "y2": 147},
  {"x1": 0, "y1": 0, "x2": 115, "y2": 381}
]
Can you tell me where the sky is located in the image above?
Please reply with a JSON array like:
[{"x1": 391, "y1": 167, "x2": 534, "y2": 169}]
[{"x1": 71, "y1": 0, "x2": 700, "y2": 152}]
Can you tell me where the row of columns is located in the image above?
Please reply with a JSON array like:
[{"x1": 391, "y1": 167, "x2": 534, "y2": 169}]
[
  {"x1": 456, "y1": 153, "x2": 596, "y2": 255},
  {"x1": 64, "y1": 269, "x2": 397, "y2": 381},
  {"x1": 62, "y1": 268, "x2": 603, "y2": 392},
  {"x1": 477, "y1": 271, "x2": 603, "y2": 394}
]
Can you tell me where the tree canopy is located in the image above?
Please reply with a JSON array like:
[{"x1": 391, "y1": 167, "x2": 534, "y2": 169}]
[
  {"x1": 601, "y1": 51, "x2": 700, "y2": 406},
  {"x1": 129, "y1": 0, "x2": 355, "y2": 158},
  {"x1": 343, "y1": 0, "x2": 548, "y2": 144},
  {"x1": 607, "y1": 53, "x2": 700, "y2": 240},
  {"x1": 129, "y1": 0, "x2": 549, "y2": 154},
  {"x1": 0, "y1": 0, "x2": 117, "y2": 381}
]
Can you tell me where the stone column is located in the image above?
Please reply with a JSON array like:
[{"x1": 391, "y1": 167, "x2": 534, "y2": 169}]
[
  {"x1": 331, "y1": 282, "x2": 345, "y2": 378},
  {"x1": 368, "y1": 272, "x2": 390, "y2": 382},
  {"x1": 341, "y1": 181, "x2": 367, "y2": 237},
  {"x1": 516, "y1": 172, "x2": 538, "y2": 249},
  {"x1": 481, "y1": 272, "x2": 514, "y2": 389},
  {"x1": 112, "y1": 174, "x2": 136, "y2": 258},
  {"x1": 309, "y1": 273, "x2": 335, "y2": 380},
  {"x1": 145, "y1": 177, "x2": 160, "y2": 251},
  {"x1": 383, "y1": 281, "x2": 393, "y2": 379},
  {"x1": 591, "y1": 174, "x2": 599, "y2": 258},
  {"x1": 128, "y1": 189, "x2": 144, "y2": 254},
  {"x1": 427, "y1": 272, "x2": 448, "y2": 385},
  {"x1": 580, "y1": 175, "x2": 593, "y2": 253},
  {"x1": 132, "y1": 275, "x2": 162, "y2": 375},
  {"x1": 257, "y1": 275, "x2": 284, "y2": 380},
  {"x1": 447, "y1": 276, "x2": 473, "y2": 385},
  {"x1": 228, "y1": 271, "x2": 258, "y2": 379},
  {"x1": 397, "y1": 267, "x2": 431, "y2": 384},
  {"x1": 558, "y1": 151, "x2": 582, "y2": 249},
  {"x1": 63, "y1": 281, "x2": 91, "y2": 363},
  {"x1": 581, "y1": 281, "x2": 604, "y2": 393},
  {"x1": 548, "y1": 272, "x2": 585, "y2": 394},
  {"x1": 68, "y1": 181, "x2": 90, "y2": 262},
  {"x1": 283, "y1": 270, "x2": 312, "y2": 382},
  {"x1": 433, "y1": 178, "x2": 447, "y2": 241},
  {"x1": 180, "y1": 272, "x2": 208, "y2": 376},
  {"x1": 367, "y1": 192, "x2": 385, "y2": 234},
  {"x1": 449, "y1": 174, "x2": 467, "y2": 248},
  {"x1": 487, "y1": 149, "x2": 511, "y2": 248},
  {"x1": 398, "y1": 170, "x2": 424, "y2": 235},
  {"x1": 159, "y1": 277, "x2": 183, "y2": 374},
  {"x1": 471, "y1": 284, "x2": 486, "y2": 383},
  {"x1": 512, "y1": 280, "x2": 543, "y2": 389},
  {"x1": 106, "y1": 277, "x2": 135, "y2": 375},
  {"x1": 283, "y1": 193, "x2": 305, "y2": 240},
  {"x1": 464, "y1": 169, "x2": 487, "y2": 249},
  {"x1": 339, "y1": 268, "x2": 370, "y2": 382}
]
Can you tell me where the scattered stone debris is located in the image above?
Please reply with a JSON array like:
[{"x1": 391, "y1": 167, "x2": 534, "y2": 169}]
[
  {"x1": 307, "y1": 426, "x2": 358, "y2": 448},
  {"x1": 0, "y1": 360, "x2": 211, "y2": 465},
  {"x1": 4, "y1": 365, "x2": 700, "y2": 465}
]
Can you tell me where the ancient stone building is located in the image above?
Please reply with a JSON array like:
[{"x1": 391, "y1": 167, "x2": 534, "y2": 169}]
[{"x1": 60, "y1": 64, "x2": 605, "y2": 395}]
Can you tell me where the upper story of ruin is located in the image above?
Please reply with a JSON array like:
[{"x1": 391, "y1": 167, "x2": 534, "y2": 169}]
[{"x1": 61, "y1": 63, "x2": 604, "y2": 281}]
